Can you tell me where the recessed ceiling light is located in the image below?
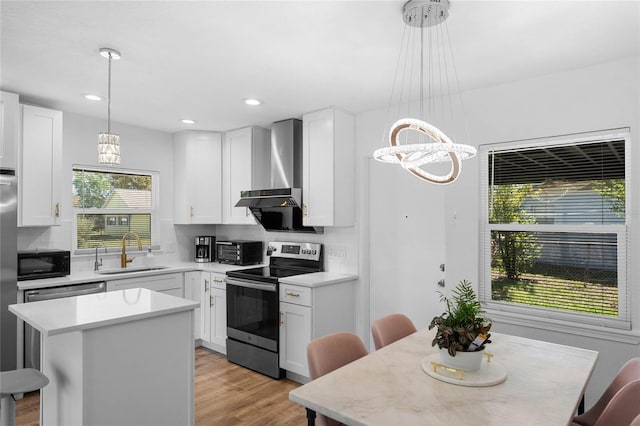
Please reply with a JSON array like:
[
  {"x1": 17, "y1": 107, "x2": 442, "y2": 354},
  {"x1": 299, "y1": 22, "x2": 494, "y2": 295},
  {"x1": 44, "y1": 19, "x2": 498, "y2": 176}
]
[
  {"x1": 181, "y1": 119, "x2": 196, "y2": 124},
  {"x1": 84, "y1": 94, "x2": 102, "y2": 101},
  {"x1": 243, "y1": 98, "x2": 262, "y2": 106}
]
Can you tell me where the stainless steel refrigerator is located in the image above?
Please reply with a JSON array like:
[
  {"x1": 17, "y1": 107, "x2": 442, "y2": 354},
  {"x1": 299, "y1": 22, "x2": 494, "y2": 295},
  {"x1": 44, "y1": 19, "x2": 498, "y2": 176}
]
[{"x1": 0, "y1": 168, "x2": 17, "y2": 371}]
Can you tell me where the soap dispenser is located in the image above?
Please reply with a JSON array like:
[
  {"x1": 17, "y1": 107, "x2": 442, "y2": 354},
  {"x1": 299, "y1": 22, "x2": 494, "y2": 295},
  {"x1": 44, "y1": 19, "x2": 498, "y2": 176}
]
[{"x1": 145, "y1": 247, "x2": 155, "y2": 267}]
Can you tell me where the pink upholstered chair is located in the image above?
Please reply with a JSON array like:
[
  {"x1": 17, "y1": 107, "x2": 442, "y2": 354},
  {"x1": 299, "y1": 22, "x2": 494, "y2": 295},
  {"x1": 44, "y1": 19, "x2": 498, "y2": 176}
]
[
  {"x1": 371, "y1": 313, "x2": 417, "y2": 350},
  {"x1": 593, "y1": 380, "x2": 640, "y2": 426},
  {"x1": 307, "y1": 332, "x2": 368, "y2": 426},
  {"x1": 573, "y1": 358, "x2": 640, "y2": 426}
]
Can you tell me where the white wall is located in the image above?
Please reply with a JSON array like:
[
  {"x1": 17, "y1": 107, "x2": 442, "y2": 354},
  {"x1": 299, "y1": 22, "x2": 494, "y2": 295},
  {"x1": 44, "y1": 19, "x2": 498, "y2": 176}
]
[
  {"x1": 17, "y1": 111, "x2": 176, "y2": 271},
  {"x1": 447, "y1": 57, "x2": 640, "y2": 405},
  {"x1": 357, "y1": 56, "x2": 640, "y2": 406}
]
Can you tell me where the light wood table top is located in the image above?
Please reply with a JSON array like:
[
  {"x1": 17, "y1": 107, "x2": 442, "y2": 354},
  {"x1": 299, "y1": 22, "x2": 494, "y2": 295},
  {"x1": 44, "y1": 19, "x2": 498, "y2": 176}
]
[{"x1": 290, "y1": 328, "x2": 598, "y2": 426}]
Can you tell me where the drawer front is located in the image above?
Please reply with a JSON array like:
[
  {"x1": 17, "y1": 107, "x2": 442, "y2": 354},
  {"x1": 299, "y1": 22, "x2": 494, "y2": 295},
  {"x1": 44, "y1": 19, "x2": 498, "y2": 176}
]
[
  {"x1": 209, "y1": 272, "x2": 226, "y2": 290},
  {"x1": 279, "y1": 284, "x2": 311, "y2": 306},
  {"x1": 107, "y1": 273, "x2": 183, "y2": 295}
]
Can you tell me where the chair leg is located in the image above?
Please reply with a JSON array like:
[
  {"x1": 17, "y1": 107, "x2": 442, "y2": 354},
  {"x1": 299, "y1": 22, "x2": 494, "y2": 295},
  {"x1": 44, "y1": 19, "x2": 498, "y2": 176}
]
[
  {"x1": 0, "y1": 395, "x2": 16, "y2": 426},
  {"x1": 305, "y1": 407, "x2": 316, "y2": 426},
  {"x1": 578, "y1": 395, "x2": 585, "y2": 415}
]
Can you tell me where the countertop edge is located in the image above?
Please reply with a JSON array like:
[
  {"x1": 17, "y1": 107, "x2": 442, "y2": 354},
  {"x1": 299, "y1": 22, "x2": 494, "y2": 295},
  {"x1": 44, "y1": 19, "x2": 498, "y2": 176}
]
[
  {"x1": 279, "y1": 272, "x2": 358, "y2": 288},
  {"x1": 17, "y1": 262, "x2": 263, "y2": 290},
  {"x1": 10, "y1": 289, "x2": 199, "y2": 336}
]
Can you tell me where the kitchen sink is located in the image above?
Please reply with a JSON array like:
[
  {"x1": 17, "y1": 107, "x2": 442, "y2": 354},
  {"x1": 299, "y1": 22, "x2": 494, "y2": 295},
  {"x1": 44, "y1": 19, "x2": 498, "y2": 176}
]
[{"x1": 97, "y1": 266, "x2": 170, "y2": 275}]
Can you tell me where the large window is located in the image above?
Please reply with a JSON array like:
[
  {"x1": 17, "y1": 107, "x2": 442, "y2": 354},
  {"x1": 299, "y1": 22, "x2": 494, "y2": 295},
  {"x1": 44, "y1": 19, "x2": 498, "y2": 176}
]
[
  {"x1": 72, "y1": 167, "x2": 157, "y2": 252},
  {"x1": 479, "y1": 129, "x2": 629, "y2": 330}
]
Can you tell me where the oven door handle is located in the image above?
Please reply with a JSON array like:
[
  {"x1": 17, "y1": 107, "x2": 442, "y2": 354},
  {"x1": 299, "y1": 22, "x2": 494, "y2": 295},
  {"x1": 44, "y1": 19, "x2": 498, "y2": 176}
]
[{"x1": 225, "y1": 277, "x2": 277, "y2": 292}]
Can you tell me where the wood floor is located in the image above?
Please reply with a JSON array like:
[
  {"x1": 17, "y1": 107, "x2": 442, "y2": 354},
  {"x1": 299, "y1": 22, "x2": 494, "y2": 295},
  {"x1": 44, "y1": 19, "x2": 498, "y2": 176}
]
[{"x1": 16, "y1": 347, "x2": 307, "y2": 425}]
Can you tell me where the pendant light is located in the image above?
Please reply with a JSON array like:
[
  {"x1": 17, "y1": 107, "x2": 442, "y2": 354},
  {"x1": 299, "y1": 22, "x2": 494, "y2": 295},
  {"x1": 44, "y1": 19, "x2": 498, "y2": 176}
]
[
  {"x1": 373, "y1": 0, "x2": 476, "y2": 184},
  {"x1": 97, "y1": 47, "x2": 121, "y2": 165}
]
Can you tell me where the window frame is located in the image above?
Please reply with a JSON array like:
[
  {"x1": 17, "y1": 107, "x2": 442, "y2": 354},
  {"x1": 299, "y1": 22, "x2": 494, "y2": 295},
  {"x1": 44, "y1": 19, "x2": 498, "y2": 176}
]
[
  {"x1": 479, "y1": 128, "x2": 631, "y2": 331},
  {"x1": 72, "y1": 165, "x2": 160, "y2": 255}
]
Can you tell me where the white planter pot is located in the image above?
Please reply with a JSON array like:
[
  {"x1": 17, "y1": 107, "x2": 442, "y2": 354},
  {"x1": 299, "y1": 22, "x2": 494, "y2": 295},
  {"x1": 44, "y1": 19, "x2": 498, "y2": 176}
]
[{"x1": 438, "y1": 348, "x2": 484, "y2": 372}]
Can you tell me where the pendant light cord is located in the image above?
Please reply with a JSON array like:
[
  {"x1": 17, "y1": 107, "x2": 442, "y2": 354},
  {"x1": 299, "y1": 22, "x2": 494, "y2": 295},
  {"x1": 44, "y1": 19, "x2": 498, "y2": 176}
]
[{"x1": 107, "y1": 52, "x2": 112, "y2": 134}]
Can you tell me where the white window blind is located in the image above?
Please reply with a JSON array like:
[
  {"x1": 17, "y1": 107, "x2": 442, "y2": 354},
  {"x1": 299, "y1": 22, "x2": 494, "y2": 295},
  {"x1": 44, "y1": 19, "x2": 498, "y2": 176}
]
[{"x1": 479, "y1": 129, "x2": 630, "y2": 330}]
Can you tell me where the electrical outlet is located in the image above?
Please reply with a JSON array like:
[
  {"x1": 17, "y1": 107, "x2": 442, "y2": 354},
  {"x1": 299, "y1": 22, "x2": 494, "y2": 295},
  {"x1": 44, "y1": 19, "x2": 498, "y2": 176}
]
[{"x1": 328, "y1": 246, "x2": 347, "y2": 259}]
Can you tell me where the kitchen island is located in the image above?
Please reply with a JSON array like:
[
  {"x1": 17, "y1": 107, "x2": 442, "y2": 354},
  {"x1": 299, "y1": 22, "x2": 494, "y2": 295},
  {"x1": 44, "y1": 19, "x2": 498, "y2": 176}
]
[{"x1": 9, "y1": 288, "x2": 198, "y2": 426}]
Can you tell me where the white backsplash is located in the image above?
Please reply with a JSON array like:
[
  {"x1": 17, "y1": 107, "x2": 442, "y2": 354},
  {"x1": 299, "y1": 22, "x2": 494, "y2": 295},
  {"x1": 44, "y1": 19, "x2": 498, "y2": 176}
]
[{"x1": 18, "y1": 220, "x2": 357, "y2": 274}]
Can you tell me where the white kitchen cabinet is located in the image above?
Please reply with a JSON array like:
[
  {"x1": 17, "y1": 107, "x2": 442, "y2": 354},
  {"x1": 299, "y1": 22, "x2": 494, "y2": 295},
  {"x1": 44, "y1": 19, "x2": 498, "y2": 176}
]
[
  {"x1": 184, "y1": 271, "x2": 202, "y2": 341},
  {"x1": 280, "y1": 292, "x2": 311, "y2": 375},
  {"x1": 106, "y1": 273, "x2": 184, "y2": 297},
  {"x1": 279, "y1": 280, "x2": 355, "y2": 379},
  {"x1": 18, "y1": 104, "x2": 62, "y2": 226},
  {"x1": 302, "y1": 107, "x2": 355, "y2": 227},
  {"x1": 222, "y1": 126, "x2": 270, "y2": 224},
  {"x1": 200, "y1": 272, "x2": 226, "y2": 354},
  {"x1": 0, "y1": 91, "x2": 19, "y2": 170},
  {"x1": 173, "y1": 131, "x2": 222, "y2": 224}
]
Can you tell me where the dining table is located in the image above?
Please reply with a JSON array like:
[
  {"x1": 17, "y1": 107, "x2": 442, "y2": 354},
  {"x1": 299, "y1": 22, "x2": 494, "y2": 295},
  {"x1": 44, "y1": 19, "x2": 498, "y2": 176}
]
[{"x1": 289, "y1": 328, "x2": 599, "y2": 426}]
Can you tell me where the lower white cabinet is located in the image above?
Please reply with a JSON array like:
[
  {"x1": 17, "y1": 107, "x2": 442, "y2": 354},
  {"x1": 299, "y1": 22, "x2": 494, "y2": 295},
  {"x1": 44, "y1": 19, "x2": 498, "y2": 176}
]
[
  {"x1": 280, "y1": 298, "x2": 312, "y2": 375},
  {"x1": 279, "y1": 280, "x2": 355, "y2": 379},
  {"x1": 184, "y1": 271, "x2": 202, "y2": 341},
  {"x1": 200, "y1": 272, "x2": 227, "y2": 354},
  {"x1": 106, "y1": 273, "x2": 184, "y2": 297}
]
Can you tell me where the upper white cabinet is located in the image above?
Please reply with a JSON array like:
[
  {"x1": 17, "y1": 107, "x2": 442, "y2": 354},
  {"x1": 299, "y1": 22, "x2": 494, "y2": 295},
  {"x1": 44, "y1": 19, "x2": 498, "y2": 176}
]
[
  {"x1": 173, "y1": 131, "x2": 222, "y2": 224},
  {"x1": 0, "y1": 91, "x2": 19, "y2": 170},
  {"x1": 222, "y1": 126, "x2": 270, "y2": 224},
  {"x1": 19, "y1": 104, "x2": 62, "y2": 227},
  {"x1": 302, "y1": 107, "x2": 355, "y2": 227}
]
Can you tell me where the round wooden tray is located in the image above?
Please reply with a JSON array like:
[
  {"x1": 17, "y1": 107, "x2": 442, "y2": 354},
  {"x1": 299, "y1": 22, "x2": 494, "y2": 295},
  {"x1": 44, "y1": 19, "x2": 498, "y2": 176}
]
[{"x1": 421, "y1": 353, "x2": 507, "y2": 387}]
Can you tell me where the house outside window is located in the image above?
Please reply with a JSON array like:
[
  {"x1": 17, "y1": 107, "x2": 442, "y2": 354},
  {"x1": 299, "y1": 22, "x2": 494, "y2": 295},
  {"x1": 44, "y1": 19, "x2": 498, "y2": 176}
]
[
  {"x1": 72, "y1": 167, "x2": 158, "y2": 252},
  {"x1": 479, "y1": 129, "x2": 629, "y2": 330}
]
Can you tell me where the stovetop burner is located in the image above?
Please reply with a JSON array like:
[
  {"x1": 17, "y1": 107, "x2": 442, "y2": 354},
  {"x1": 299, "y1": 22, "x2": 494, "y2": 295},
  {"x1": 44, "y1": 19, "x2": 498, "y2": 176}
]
[
  {"x1": 226, "y1": 241, "x2": 322, "y2": 283},
  {"x1": 233, "y1": 266, "x2": 309, "y2": 280}
]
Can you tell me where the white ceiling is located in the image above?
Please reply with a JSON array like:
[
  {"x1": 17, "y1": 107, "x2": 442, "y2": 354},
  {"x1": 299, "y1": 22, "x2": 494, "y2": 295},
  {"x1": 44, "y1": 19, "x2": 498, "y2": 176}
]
[{"x1": 1, "y1": 1, "x2": 638, "y2": 134}]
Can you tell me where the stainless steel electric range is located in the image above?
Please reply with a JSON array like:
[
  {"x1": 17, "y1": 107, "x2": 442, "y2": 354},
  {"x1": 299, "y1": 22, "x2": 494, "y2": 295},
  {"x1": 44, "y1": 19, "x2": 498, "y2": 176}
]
[{"x1": 225, "y1": 241, "x2": 322, "y2": 379}]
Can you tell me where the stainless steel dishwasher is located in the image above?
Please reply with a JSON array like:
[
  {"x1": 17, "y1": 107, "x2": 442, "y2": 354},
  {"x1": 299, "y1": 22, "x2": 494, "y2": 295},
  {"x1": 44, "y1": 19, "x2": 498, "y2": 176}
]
[{"x1": 24, "y1": 281, "x2": 107, "y2": 370}]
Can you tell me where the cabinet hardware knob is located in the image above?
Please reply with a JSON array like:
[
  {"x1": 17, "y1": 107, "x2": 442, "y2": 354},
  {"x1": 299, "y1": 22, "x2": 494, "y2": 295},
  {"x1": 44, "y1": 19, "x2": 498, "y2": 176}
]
[
  {"x1": 190, "y1": 206, "x2": 194, "y2": 217},
  {"x1": 279, "y1": 311, "x2": 283, "y2": 326},
  {"x1": 302, "y1": 203, "x2": 308, "y2": 217},
  {"x1": 286, "y1": 292, "x2": 300, "y2": 297},
  {"x1": 204, "y1": 279, "x2": 209, "y2": 292},
  {"x1": 246, "y1": 207, "x2": 250, "y2": 217},
  {"x1": 210, "y1": 295, "x2": 214, "y2": 307},
  {"x1": 55, "y1": 202, "x2": 60, "y2": 217}
]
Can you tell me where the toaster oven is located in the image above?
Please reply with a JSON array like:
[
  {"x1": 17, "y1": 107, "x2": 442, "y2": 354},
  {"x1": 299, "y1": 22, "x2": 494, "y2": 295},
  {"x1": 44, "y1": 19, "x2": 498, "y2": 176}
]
[{"x1": 216, "y1": 241, "x2": 262, "y2": 265}]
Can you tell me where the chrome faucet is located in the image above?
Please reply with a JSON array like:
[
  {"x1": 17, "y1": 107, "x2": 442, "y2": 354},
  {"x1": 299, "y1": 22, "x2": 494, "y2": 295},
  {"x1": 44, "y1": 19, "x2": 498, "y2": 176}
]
[
  {"x1": 121, "y1": 232, "x2": 142, "y2": 268},
  {"x1": 94, "y1": 246, "x2": 104, "y2": 271}
]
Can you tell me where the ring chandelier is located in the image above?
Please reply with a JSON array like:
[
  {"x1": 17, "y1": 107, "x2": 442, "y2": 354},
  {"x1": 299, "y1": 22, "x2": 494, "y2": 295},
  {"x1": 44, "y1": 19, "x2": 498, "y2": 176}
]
[{"x1": 373, "y1": 0, "x2": 476, "y2": 184}]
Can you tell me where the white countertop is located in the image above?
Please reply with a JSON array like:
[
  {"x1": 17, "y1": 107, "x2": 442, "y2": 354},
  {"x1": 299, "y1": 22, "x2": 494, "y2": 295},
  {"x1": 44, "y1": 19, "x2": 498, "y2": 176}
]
[
  {"x1": 9, "y1": 288, "x2": 198, "y2": 336},
  {"x1": 17, "y1": 261, "x2": 262, "y2": 290},
  {"x1": 279, "y1": 272, "x2": 358, "y2": 288}
]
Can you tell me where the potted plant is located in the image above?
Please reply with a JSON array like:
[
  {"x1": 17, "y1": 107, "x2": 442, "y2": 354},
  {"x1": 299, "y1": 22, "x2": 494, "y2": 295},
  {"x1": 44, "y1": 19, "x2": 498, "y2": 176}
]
[{"x1": 428, "y1": 280, "x2": 492, "y2": 371}]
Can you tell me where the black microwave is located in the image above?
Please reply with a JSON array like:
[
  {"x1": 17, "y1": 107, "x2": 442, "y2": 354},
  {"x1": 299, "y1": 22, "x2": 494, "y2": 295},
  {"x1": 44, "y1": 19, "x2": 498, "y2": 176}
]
[
  {"x1": 216, "y1": 241, "x2": 262, "y2": 265},
  {"x1": 17, "y1": 250, "x2": 71, "y2": 281}
]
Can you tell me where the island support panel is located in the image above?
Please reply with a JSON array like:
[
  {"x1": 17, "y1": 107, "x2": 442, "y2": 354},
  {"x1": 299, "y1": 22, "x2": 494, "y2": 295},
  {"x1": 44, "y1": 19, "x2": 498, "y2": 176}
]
[{"x1": 41, "y1": 311, "x2": 194, "y2": 426}]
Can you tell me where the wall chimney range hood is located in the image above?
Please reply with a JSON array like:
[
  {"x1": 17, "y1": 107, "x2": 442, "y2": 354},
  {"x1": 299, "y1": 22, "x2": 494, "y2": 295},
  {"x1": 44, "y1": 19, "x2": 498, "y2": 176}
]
[{"x1": 235, "y1": 119, "x2": 323, "y2": 233}]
